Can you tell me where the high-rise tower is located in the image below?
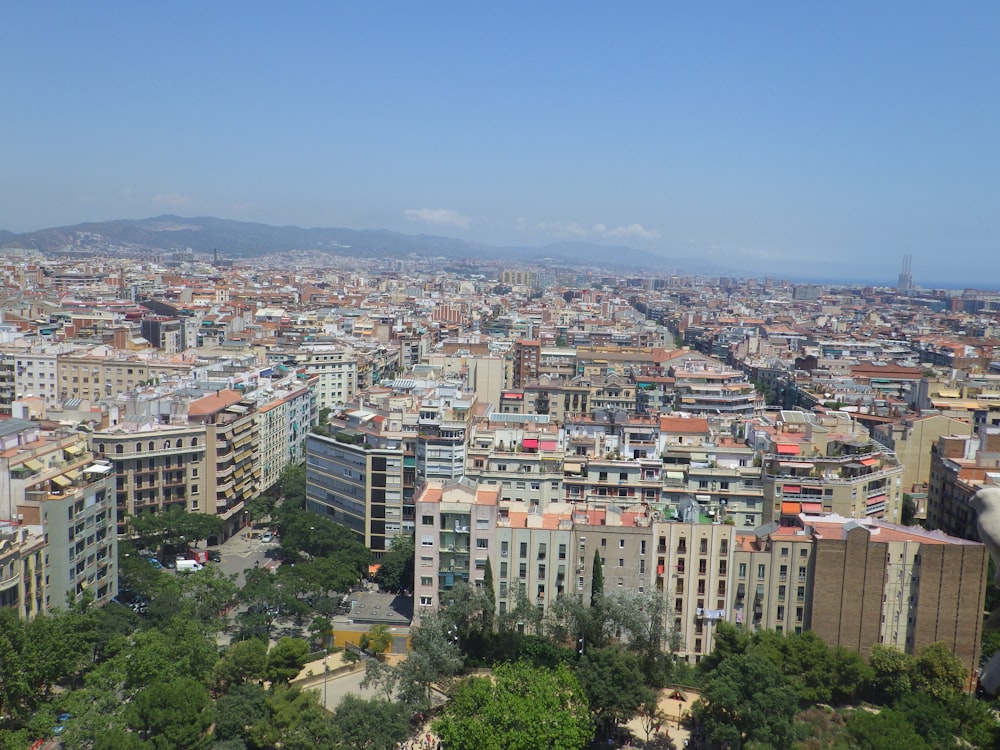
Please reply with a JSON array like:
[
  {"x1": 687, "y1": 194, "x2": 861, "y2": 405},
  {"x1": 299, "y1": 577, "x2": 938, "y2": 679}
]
[{"x1": 897, "y1": 254, "x2": 914, "y2": 292}]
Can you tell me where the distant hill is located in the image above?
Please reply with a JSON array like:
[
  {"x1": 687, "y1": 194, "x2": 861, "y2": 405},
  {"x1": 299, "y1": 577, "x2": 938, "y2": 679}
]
[{"x1": 0, "y1": 215, "x2": 712, "y2": 273}]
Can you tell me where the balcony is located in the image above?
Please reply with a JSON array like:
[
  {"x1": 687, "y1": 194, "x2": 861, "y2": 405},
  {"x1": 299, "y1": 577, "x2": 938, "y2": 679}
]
[{"x1": 0, "y1": 572, "x2": 20, "y2": 592}]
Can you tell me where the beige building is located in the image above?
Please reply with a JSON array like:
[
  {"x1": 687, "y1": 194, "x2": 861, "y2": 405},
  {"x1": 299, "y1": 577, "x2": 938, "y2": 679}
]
[{"x1": 873, "y1": 413, "x2": 973, "y2": 494}]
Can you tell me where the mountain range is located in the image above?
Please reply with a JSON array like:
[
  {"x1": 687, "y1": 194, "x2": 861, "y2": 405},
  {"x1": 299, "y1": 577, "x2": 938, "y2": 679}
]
[{"x1": 0, "y1": 215, "x2": 715, "y2": 274}]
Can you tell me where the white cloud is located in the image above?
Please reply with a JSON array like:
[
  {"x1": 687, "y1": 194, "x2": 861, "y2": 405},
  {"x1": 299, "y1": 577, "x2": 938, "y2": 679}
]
[
  {"x1": 403, "y1": 208, "x2": 472, "y2": 229},
  {"x1": 536, "y1": 221, "x2": 588, "y2": 238},
  {"x1": 598, "y1": 223, "x2": 660, "y2": 240}
]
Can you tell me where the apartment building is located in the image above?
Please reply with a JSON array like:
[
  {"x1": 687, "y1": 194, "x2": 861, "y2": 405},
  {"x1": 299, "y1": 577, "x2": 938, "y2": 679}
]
[
  {"x1": 753, "y1": 411, "x2": 903, "y2": 524},
  {"x1": 293, "y1": 344, "x2": 358, "y2": 410},
  {"x1": 250, "y1": 379, "x2": 316, "y2": 492},
  {"x1": 0, "y1": 522, "x2": 45, "y2": 620},
  {"x1": 5, "y1": 432, "x2": 118, "y2": 611},
  {"x1": 412, "y1": 478, "x2": 500, "y2": 624},
  {"x1": 187, "y1": 390, "x2": 259, "y2": 539},
  {"x1": 808, "y1": 517, "x2": 986, "y2": 680},
  {"x1": 872, "y1": 413, "x2": 973, "y2": 495},
  {"x1": 926, "y1": 429, "x2": 1000, "y2": 540},
  {"x1": 306, "y1": 431, "x2": 406, "y2": 556},
  {"x1": 497, "y1": 505, "x2": 575, "y2": 619},
  {"x1": 91, "y1": 421, "x2": 208, "y2": 536}
]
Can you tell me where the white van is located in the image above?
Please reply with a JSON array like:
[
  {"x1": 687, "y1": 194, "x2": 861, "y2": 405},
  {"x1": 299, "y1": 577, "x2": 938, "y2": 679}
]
[{"x1": 175, "y1": 559, "x2": 203, "y2": 573}]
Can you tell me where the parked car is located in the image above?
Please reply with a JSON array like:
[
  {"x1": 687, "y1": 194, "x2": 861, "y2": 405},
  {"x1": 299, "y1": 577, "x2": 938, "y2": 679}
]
[
  {"x1": 208, "y1": 550, "x2": 222, "y2": 563},
  {"x1": 175, "y1": 559, "x2": 203, "y2": 573},
  {"x1": 261, "y1": 531, "x2": 274, "y2": 543}
]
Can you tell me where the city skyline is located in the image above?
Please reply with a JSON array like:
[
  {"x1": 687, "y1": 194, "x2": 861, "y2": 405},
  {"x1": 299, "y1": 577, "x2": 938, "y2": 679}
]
[{"x1": 3, "y1": 2, "x2": 1000, "y2": 283}]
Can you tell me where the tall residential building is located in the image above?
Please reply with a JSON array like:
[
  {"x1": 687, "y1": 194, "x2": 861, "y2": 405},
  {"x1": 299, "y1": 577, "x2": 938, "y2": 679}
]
[
  {"x1": 293, "y1": 344, "x2": 358, "y2": 410},
  {"x1": 4, "y1": 430, "x2": 118, "y2": 611},
  {"x1": 91, "y1": 421, "x2": 208, "y2": 536},
  {"x1": 0, "y1": 522, "x2": 45, "y2": 620},
  {"x1": 413, "y1": 478, "x2": 500, "y2": 625},
  {"x1": 306, "y1": 431, "x2": 406, "y2": 556}
]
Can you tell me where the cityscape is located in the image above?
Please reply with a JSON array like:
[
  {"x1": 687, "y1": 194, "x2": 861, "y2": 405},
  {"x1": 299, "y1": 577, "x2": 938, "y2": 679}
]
[
  {"x1": 6, "y1": 2, "x2": 1000, "y2": 748},
  {"x1": 0, "y1": 234, "x2": 998, "y2": 747}
]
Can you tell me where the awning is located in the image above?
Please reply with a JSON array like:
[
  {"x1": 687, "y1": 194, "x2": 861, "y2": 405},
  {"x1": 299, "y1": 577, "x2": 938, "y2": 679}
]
[
  {"x1": 781, "y1": 501, "x2": 801, "y2": 515},
  {"x1": 563, "y1": 461, "x2": 583, "y2": 473},
  {"x1": 776, "y1": 444, "x2": 801, "y2": 455},
  {"x1": 51, "y1": 475, "x2": 72, "y2": 488},
  {"x1": 867, "y1": 495, "x2": 886, "y2": 507},
  {"x1": 522, "y1": 438, "x2": 538, "y2": 449},
  {"x1": 540, "y1": 440, "x2": 558, "y2": 451},
  {"x1": 860, "y1": 457, "x2": 878, "y2": 466},
  {"x1": 803, "y1": 502, "x2": 823, "y2": 513},
  {"x1": 780, "y1": 461, "x2": 814, "y2": 469},
  {"x1": 782, "y1": 485, "x2": 801, "y2": 494},
  {"x1": 65, "y1": 469, "x2": 81, "y2": 481},
  {"x1": 83, "y1": 464, "x2": 112, "y2": 474},
  {"x1": 24, "y1": 459, "x2": 43, "y2": 471},
  {"x1": 665, "y1": 470, "x2": 685, "y2": 480},
  {"x1": 63, "y1": 445, "x2": 84, "y2": 456}
]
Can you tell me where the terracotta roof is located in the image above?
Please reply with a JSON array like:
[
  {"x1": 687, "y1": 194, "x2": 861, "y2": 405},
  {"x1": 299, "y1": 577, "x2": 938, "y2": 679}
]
[
  {"x1": 188, "y1": 389, "x2": 243, "y2": 417},
  {"x1": 659, "y1": 416, "x2": 710, "y2": 434}
]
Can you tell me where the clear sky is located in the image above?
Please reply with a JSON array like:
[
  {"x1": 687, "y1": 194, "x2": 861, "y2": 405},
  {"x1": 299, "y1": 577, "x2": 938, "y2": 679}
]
[{"x1": 2, "y1": 2, "x2": 999, "y2": 285}]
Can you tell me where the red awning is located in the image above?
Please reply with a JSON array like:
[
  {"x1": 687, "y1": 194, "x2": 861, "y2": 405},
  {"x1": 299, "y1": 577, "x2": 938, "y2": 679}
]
[
  {"x1": 776, "y1": 444, "x2": 801, "y2": 455},
  {"x1": 539, "y1": 440, "x2": 558, "y2": 451},
  {"x1": 782, "y1": 485, "x2": 801, "y2": 494},
  {"x1": 522, "y1": 438, "x2": 539, "y2": 449},
  {"x1": 657, "y1": 564, "x2": 665, "y2": 575},
  {"x1": 781, "y1": 501, "x2": 801, "y2": 515},
  {"x1": 860, "y1": 457, "x2": 878, "y2": 466},
  {"x1": 803, "y1": 502, "x2": 822, "y2": 513}
]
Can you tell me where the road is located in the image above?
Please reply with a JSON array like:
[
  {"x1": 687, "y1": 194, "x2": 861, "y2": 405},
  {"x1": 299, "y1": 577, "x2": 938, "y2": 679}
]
[{"x1": 212, "y1": 530, "x2": 281, "y2": 586}]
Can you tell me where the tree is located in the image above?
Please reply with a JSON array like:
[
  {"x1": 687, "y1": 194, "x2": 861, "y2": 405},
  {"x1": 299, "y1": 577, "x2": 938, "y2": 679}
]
[
  {"x1": 373, "y1": 535, "x2": 414, "y2": 593},
  {"x1": 591, "y1": 550, "x2": 604, "y2": 606},
  {"x1": 482, "y1": 558, "x2": 496, "y2": 633},
  {"x1": 911, "y1": 641, "x2": 966, "y2": 699},
  {"x1": 125, "y1": 677, "x2": 214, "y2": 750},
  {"x1": 361, "y1": 624, "x2": 393, "y2": 659},
  {"x1": 868, "y1": 644, "x2": 914, "y2": 704},
  {"x1": 213, "y1": 638, "x2": 268, "y2": 691},
  {"x1": 396, "y1": 613, "x2": 463, "y2": 709},
  {"x1": 360, "y1": 658, "x2": 402, "y2": 702},
  {"x1": 575, "y1": 645, "x2": 654, "y2": 738},
  {"x1": 433, "y1": 662, "x2": 593, "y2": 750},
  {"x1": 696, "y1": 651, "x2": 798, "y2": 749},
  {"x1": 245, "y1": 493, "x2": 277, "y2": 526},
  {"x1": 265, "y1": 637, "x2": 310, "y2": 685},
  {"x1": 279, "y1": 463, "x2": 306, "y2": 507},
  {"x1": 846, "y1": 708, "x2": 929, "y2": 750},
  {"x1": 330, "y1": 695, "x2": 411, "y2": 750},
  {"x1": 127, "y1": 506, "x2": 223, "y2": 553},
  {"x1": 214, "y1": 682, "x2": 269, "y2": 746}
]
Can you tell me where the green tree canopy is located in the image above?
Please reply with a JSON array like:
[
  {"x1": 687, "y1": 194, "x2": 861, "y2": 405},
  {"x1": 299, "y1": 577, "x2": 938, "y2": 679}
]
[
  {"x1": 575, "y1": 645, "x2": 654, "y2": 736},
  {"x1": 433, "y1": 662, "x2": 593, "y2": 750},
  {"x1": 125, "y1": 677, "x2": 214, "y2": 750},
  {"x1": 846, "y1": 708, "x2": 930, "y2": 750},
  {"x1": 590, "y1": 550, "x2": 604, "y2": 606},
  {"x1": 373, "y1": 534, "x2": 414, "y2": 594},
  {"x1": 330, "y1": 695, "x2": 411, "y2": 750},
  {"x1": 696, "y1": 650, "x2": 798, "y2": 749},
  {"x1": 265, "y1": 637, "x2": 310, "y2": 685}
]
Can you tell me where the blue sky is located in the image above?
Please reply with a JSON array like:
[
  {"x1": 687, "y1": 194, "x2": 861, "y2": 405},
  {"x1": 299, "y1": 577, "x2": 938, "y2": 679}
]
[{"x1": 2, "y1": 2, "x2": 999, "y2": 285}]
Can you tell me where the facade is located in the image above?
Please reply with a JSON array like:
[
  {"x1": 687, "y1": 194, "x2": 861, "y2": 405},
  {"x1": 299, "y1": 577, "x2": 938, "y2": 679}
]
[
  {"x1": 294, "y1": 344, "x2": 359, "y2": 410},
  {"x1": 0, "y1": 522, "x2": 45, "y2": 620},
  {"x1": 412, "y1": 478, "x2": 500, "y2": 624},
  {"x1": 91, "y1": 421, "x2": 208, "y2": 536},
  {"x1": 306, "y1": 431, "x2": 407, "y2": 556},
  {"x1": 7, "y1": 435, "x2": 118, "y2": 611},
  {"x1": 873, "y1": 414, "x2": 974, "y2": 495},
  {"x1": 188, "y1": 390, "x2": 260, "y2": 539}
]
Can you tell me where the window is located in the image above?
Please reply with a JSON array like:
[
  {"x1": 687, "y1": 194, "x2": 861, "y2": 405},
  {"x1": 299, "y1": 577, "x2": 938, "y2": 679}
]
[
  {"x1": 601, "y1": 538, "x2": 607, "y2": 547},
  {"x1": 420, "y1": 576, "x2": 433, "y2": 586},
  {"x1": 798, "y1": 566, "x2": 807, "y2": 580},
  {"x1": 777, "y1": 605, "x2": 785, "y2": 620},
  {"x1": 420, "y1": 556, "x2": 433, "y2": 567},
  {"x1": 519, "y1": 542, "x2": 527, "y2": 558},
  {"x1": 699, "y1": 538, "x2": 708, "y2": 554},
  {"x1": 558, "y1": 544, "x2": 567, "y2": 560},
  {"x1": 501, "y1": 541, "x2": 509, "y2": 558},
  {"x1": 476, "y1": 538, "x2": 489, "y2": 549},
  {"x1": 738, "y1": 563, "x2": 747, "y2": 577},
  {"x1": 640, "y1": 540, "x2": 646, "y2": 555},
  {"x1": 419, "y1": 596, "x2": 433, "y2": 606},
  {"x1": 538, "y1": 543, "x2": 546, "y2": 559},
  {"x1": 757, "y1": 564, "x2": 766, "y2": 579},
  {"x1": 421, "y1": 535, "x2": 434, "y2": 547},
  {"x1": 519, "y1": 563, "x2": 527, "y2": 578},
  {"x1": 619, "y1": 539, "x2": 625, "y2": 548},
  {"x1": 618, "y1": 558, "x2": 625, "y2": 567},
  {"x1": 500, "y1": 562, "x2": 508, "y2": 577},
  {"x1": 421, "y1": 515, "x2": 434, "y2": 525}
]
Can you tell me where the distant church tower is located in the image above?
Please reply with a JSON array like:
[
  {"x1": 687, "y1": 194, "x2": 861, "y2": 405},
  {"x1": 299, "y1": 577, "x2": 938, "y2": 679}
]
[{"x1": 897, "y1": 254, "x2": 914, "y2": 292}]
